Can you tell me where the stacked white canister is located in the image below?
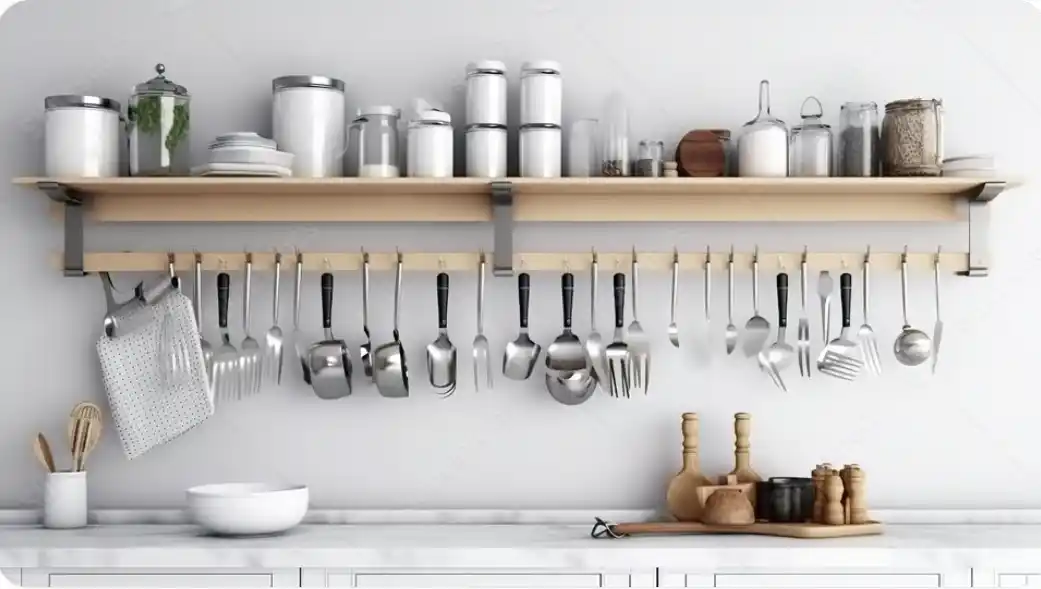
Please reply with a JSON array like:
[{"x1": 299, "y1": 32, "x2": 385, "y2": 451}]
[
  {"x1": 465, "y1": 61, "x2": 508, "y2": 178},
  {"x1": 519, "y1": 61, "x2": 562, "y2": 177}
]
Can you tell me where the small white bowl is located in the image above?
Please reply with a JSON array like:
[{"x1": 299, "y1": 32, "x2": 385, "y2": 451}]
[
  {"x1": 186, "y1": 483, "x2": 308, "y2": 536},
  {"x1": 209, "y1": 146, "x2": 294, "y2": 169}
]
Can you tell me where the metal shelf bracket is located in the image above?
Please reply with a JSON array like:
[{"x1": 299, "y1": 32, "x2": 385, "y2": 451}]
[
  {"x1": 958, "y1": 181, "x2": 1006, "y2": 277},
  {"x1": 38, "y1": 181, "x2": 86, "y2": 277},
  {"x1": 490, "y1": 180, "x2": 514, "y2": 277}
]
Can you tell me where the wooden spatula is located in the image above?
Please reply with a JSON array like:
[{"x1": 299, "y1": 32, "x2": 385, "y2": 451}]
[{"x1": 34, "y1": 433, "x2": 55, "y2": 473}]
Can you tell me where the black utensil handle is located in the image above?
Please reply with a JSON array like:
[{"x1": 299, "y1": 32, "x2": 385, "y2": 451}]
[
  {"x1": 217, "y1": 273, "x2": 229, "y2": 329},
  {"x1": 437, "y1": 272, "x2": 449, "y2": 329},
  {"x1": 840, "y1": 272, "x2": 852, "y2": 328},
  {"x1": 321, "y1": 273, "x2": 333, "y2": 330},
  {"x1": 518, "y1": 273, "x2": 530, "y2": 329},
  {"x1": 613, "y1": 273, "x2": 626, "y2": 329},
  {"x1": 777, "y1": 272, "x2": 789, "y2": 329},
  {"x1": 561, "y1": 273, "x2": 574, "y2": 329}
]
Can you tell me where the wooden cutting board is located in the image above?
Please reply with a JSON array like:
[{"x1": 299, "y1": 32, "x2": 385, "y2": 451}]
[{"x1": 594, "y1": 520, "x2": 883, "y2": 540}]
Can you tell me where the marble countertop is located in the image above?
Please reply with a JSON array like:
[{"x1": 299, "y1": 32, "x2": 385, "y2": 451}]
[{"x1": 3, "y1": 523, "x2": 1041, "y2": 571}]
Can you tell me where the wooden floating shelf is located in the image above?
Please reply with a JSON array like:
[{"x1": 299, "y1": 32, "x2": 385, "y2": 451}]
[{"x1": 13, "y1": 176, "x2": 1016, "y2": 223}]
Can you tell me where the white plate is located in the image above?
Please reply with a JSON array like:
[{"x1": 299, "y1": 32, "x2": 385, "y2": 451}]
[
  {"x1": 211, "y1": 132, "x2": 277, "y2": 150},
  {"x1": 190, "y1": 163, "x2": 293, "y2": 177},
  {"x1": 209, "y1": 146, "x2": 294, "y2": 169},
  {"x1": 186, "y1": 483, "x2": 308, "y2": 536}
]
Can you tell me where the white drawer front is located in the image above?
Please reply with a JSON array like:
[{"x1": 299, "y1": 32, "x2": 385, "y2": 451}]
[
  {"x1": 714, "y1": 573, "x2": 941, "y2": 588},
  {"x1": 999, "y1": 574, "x2": 1041, "y2": 587},
  {"x1": 47, "y1": 574, "x2": 274, "y2": 588},
  {"x1": 349, "y1": 573, "x2": 602, "y2": 588}
]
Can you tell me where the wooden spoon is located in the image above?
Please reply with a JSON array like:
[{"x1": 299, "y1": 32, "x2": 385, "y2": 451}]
[{"x1": 34, "y1": 433, "x2": 55, "y2": 473}]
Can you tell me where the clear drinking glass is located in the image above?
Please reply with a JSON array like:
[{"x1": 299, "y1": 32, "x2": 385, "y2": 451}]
[
  {"x1": 600, "y1": 92, "x2": 630, "y2": 176},
  {"x1": 567, "y1": 118, "x2": 599, "y2": 177},
  {"x1": 839, "y1": 102, "x2": 880, "y2": 177}
]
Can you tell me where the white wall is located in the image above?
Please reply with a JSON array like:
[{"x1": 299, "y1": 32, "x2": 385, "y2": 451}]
[{"x1": 1, "y1": 0, "x2": 1039, "y2": 510}]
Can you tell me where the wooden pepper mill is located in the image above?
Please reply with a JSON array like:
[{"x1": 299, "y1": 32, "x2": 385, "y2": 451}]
[
  {"x1": 729, "y1": 413, "x2": 763, "y2": 507},
  {"x1": 848, "y1": 465, "x2": 868, "y2": 524},
  {"x1": 823, "y1": 470, "x2": 845, "y2": 525},
  {"x1": 811, "y1": 463, "x2": 830, "y2": 524},
  {"x1": 665, "y1": 413, "x2": 714, "y2": 522}
]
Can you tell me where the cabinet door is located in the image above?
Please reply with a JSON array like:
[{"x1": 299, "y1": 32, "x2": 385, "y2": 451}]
[
  {"x1": 998, "y1": 575, "x2": 1041, "y2": 587},
  {"x1": 346, "y1": 573, "x2": 602, "y2": 588},
  {"x1": 713, "y1": 573, "x2": 941, "y2": 588},
  {"x1": 22, "y1": 568, "x2": 299, "y2": 588},
  {"x1": 1, "y1": 569, "x2": 20, "y2": 586}
]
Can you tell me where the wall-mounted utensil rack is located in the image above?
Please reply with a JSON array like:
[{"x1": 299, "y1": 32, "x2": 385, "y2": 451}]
[{"x1": 14, "y1": 176, "x2": 1016, "y2": 278}]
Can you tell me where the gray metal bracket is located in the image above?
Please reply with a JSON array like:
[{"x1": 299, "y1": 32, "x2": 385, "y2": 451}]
[
  {"x1": 957, "y1": 181, "x2": 1006, "y2": 277},
  {"x1": 491, "y1": 180, "x2": 514, "y2": 277},
  {"x1": 38, "y1": 181, "x2": 86, "y2": 277}
]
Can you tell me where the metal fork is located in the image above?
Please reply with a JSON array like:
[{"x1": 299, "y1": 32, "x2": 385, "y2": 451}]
[
  {"x1": 212, "y1": 272, "x2": 239, "y2": 403},
  {"x1": 626, "y1": 249, "x2": 650, "y2": 394},
  {"x1": 797, "y1": 248, "x2": 811, "y2": 378},
  {"x1": 858, "y1": 248, "x2": 883, "y2": 375},
  {"x1": 239, "y1": 254, "x2": 262, "y2": 397},
  {"x1": 193, "y1": 253, "x2": 213, "y2": 381},
  {"x1": 473, "y1": 253, "x2": 492, "y2": 391},
  {"x1": 606, "y1": 272, "x2": 631, "y2": 398},
  {"x1": 159, "y1": 257, "x2": 191, "y2": 387},
  {"x1": 264, "y1": 253, "x2": 284, "y2": 385}
]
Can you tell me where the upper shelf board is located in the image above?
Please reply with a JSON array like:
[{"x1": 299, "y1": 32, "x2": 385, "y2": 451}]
[{"x1": 13, "y1": 176, "x2": 1019, "y2": 223}]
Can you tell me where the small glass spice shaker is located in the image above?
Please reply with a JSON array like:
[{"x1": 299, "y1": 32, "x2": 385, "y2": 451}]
[
  {"x1": 789, "y1": 96, "x2": 833, "y2": 177},
  {"x1": 129, "y1": 63, "x2": 191, "y2": 176}
]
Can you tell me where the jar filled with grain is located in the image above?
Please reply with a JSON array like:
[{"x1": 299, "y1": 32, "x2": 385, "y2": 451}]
[{"x1": 882, "y1": 98, "x2": 943, "y2": 176}]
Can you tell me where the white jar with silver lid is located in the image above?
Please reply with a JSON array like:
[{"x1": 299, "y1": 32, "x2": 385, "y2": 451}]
[
  {"x1": 466, "y1": 124, "x2": 507, "y2": 178},
  {"x1": 466, "y1": 60, "x2": 507, "y2": 126},
  {"x1": 520, "y1": 123, "x2": 561, "y2": 178},
  {"x1": 272, "y1": 75, "x2": 346, "y2": 178},
  {"x1": 520, "y1": 61, "x2": 562, "y2": 126},
  {"x1": 407, "y1": 109, "x2": 453, "y2": 178},
  {"x1": 45, "y1": 95, "x2": 122, "y2": 177}
]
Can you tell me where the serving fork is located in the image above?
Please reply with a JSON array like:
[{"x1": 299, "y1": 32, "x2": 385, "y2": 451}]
[
  {"x1": 858, "y1": 249, "x2": 882, "y2": 375},
  {"x1": 264, "y1": 253, "x2": 284, "y2": 385},
  {"x1": 239, "y1": 254, "x2": 263, "y2": 397},
  {"x1": 606, "y1": 272, "x2": 631, "y2": 398},
  {"x1": 212, "y1": 273, "x2": 240, "y2": 402},
  {"x1": 626, "y1": 249, "x2": 650, "y2": 394},
  {"x1": 472, "y1": 253, "x2": 492, "y2": 391},
  {"x1": 797, "y1": 249, "x2": 811, "y2": 378}
]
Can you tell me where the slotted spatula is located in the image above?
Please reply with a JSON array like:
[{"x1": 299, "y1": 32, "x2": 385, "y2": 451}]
[{"x1": 817, "y1": 273, "x2": 863, "y2": 381}]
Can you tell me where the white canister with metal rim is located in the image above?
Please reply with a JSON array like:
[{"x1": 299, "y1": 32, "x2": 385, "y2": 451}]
[
  {"x1": 520, "y1": 61, "x2": 562, "y2": 126},
  {"x1": 466, "y1": 60, "x2": 507, "y2": 126},
  {"x1": 45, "y1": 95, "x2": 122, "y2": 177},
  {"x1": 520, "y1": 123, "x2": 561, "y2": 178},
  {"x1": 272, "y1": 75, "x2": 346, "y2": 178},
  {"x1": 466, "y1": 124, "x2": 507, "y2": 178},
  {"x1": 407, "y1": 110, "x2": 453, "y2": 178}
]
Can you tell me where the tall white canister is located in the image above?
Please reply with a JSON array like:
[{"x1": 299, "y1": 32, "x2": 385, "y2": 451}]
[
  {"x1": 520, "y1": 61, "x2": 562, "y2": 126},
  {"x1": 407, "y1": 109, "x2": 454, "y2": 178},
  {"x1": 466, "y1": 60, "x2": 507, "y2": 126},
  {"x1": 45, "y1": 95, "x2": 122, "y2": 177},
  {"x1": 272, "y1": 75, "x2": 346, "y2": 178}
]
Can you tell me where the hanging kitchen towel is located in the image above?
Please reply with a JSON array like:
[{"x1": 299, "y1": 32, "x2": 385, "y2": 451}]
[{"x1": 96, "y1": 290, "x2": 213, "y2": 459}]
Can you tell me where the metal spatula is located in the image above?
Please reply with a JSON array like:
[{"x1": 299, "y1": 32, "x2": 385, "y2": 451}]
[{"x1": 817, "y1": 273, "x2": 863, "y2": 381}]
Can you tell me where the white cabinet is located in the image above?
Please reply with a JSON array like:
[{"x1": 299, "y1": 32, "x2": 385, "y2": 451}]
[
  {"x1": 2, "y1": 568, "x2": 21, "y2": 586},
  {"x1": 301, "y1": 568, "x2": 653, "y2": 588},
  {"x1": 21, "y1": 568, "x2": 299, "y2": 588},
  {"x1": 998, "y1": 574, "x2": 1041, "y2": 587},
  {"x1": 712, "y1": 573, "x2": 941, "y2": 588}
]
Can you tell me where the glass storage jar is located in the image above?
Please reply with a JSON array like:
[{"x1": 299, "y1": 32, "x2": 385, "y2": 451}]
[
  {"x1": 466, "y1": 60, "x2": 507, "y2": 126},
  {"x1": 882, "y1": 98, "x2": 943, "y2": 176},
  {"x1": 407, "y1": 109, "x2": 453, "y2": 178},
  {"x1": 789, "y1": 96, "x2": 832, "y2": 177},
  {"x1": 272, "y1": 75, "x2": 346, "y2": 178},
  {"x1": 839, "y1": 102, "x2": 880, "y2": 177},
  {"x1": 356, "y1": 105, "x2": 400, "y2": 178},
  {"x1": 600, "y1": 92, "x2": 630, "y2": 176},
  {"x1": 129, "y1": 64, "x2": 190, "y2": 176},
  {"x1": 567, "y1": 118, "x2": 598, "y2": 177},
  {"x1": 737, "y1": 80, "x2": 788, "y2": 177}
]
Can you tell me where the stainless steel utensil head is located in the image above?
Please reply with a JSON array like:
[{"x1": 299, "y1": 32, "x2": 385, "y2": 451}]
[
  {"x1": 818, "y1": 270, "x2": 834, "y2": 345},
  {"x1": 742, "y1": 252, "x2": 771, "y2": 357},
  {"x1": 472, "y1": 254, "x2": 492, "y2": 391},
  {"x1": 605, "y1": 272, "x2": 632, "y2": 398},
  {"x1": 211, "y1": 272, "x2": 240, "y2": 403},
  {"x1": 292, "y1": 252, "x2": 312, "y2": 386},
  {"x1": 360, "y1": 251, "x2": 374, "y2": 379},
  {"x1": 308, "y1": 273, "x2": 352, "y2": 399},
  {"x1": 725, "y1": 250, "x2": 738, "y2": 355},
  {"x1": 503, "y1": 273, "x2": 541, "y2": 380},
  {"x1": 817, "y1": 273, "x2": 863, "y2": 380},
  {"x1": 426, "y1": 272, "x2": 457, "y2": 393},
  {"x1": 264, "y1": 253, "x2": 285, "y2": 386},
  {"x1": 240, "y1": 255, "x2": 263, "y2": 396},
  {"x1": 547, "y1": 273, "x2": 588, "y2": 374},
  {"x1": 544, "y1": 370, "x2": 597, "y2": 405},
  {"x1": 668, "y1": 249, "x2": 679, "y2": 348},
  {"x1": 626, "y1": 257, "x2": 650, "y2": 394}
]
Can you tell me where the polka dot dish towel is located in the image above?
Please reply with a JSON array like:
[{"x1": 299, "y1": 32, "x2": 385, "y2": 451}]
[{"x1": 96, "y1": 290, "x2": 214, "y2": 459}]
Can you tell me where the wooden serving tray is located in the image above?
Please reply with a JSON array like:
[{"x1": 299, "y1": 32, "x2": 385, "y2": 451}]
[{"x1": 591, "y1": 518, "x2": 883, "y2": 540}]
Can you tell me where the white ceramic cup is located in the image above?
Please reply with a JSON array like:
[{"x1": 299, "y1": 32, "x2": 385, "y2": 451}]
[{"x1": 44, "y1": 471, "x2": 87, "y2": 529}]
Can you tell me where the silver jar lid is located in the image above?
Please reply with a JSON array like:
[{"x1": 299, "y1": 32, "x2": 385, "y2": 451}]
[
  {"x1": 521, "y1": 60, "x2": 561, "y2": 75},
  {"x1": 467, "y1": 60, "x2": 506, "y2": 76},
  {"x1": 885, "y1": 98, "x2": 942, "y2": 112},
  {"x1": 358, "y1": 105, "x2": 400, "y2": 118},
  {"x1": 133, "y1": 63, "x2": 189, "y2": 97},
  {"x1": 273, "y1": 75, "x2": 345, "y2": 92},
  {"x1": 45, "y1": 94, "x2": 122, "y2": 112},
  {"x1": 466, "y1": 123, "x2": 507, "y2": 132}
]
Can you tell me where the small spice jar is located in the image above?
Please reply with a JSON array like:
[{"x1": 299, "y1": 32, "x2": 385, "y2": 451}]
[
  {"x1": 636, "y1": 140, "x2": 664, "y2": 177},
  {"x1": 789, "y1": 96, "x2": 833, "y2": 177},
  {"x1": 129, "y1": 64, "x2": 190, "y2": 176},
  {"x1": 44, "y1": 95, "x2": 123, "y2": 177},
  {"x1": 466, "y1": 60, "x2": 507, "y2": 126},
  {"x1": 407, "y1": 109, "x2": 453, "y2": 178},
  {"x1": 882, "y1": 98, "x2": 943, "y2": 176},
  {"x1": 675, "y1": 129, "x2": 730, "y2": 177}
]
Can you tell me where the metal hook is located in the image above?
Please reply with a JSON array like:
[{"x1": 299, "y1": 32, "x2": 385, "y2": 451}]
[
  {"x1": 245, "y1": 252, "x2": 253, "y2": 265},
  {"x1": 194, "y1": 250, "x2": 202, "y2": 264},
  {"x1": 563, "y1": 256, "x2": 571, "y2": 272},
  {"x1": 395, "y1": 248, "x2": 403, "y2": 264},
  {"x1": 218, "y1": 257, "x2": 228, "y2": 272},
  {"x1": 274, "y1": 251, "x2": 282, "y2": 265},
  {"x1": 864, "y1": 245, "x2": 871, "y2": 264},
  {"x1": 323, "y1": 257, "x2": 331, "y2": 271},
  {"x1": 590, "y1": 248, "x2": 598, "y2": 266},
  {"x1": 728, "y1": 245, "x2": 734, "y2": 263},
  {"x1": 361, "y1": 247, "x2": 369, "y2": 264},
  {"x1": 802, "y1": 246, "x2": 808, "y2": 264},
  {"x1": 778, "y1": 255, "x2": 785, "y2": 271},
  {"x1": 935, "y1": 245, "x2": 942, "y2": 263},
  {"x1": 672, "y1": 247, "x2": 679, "y2": 264},
  {"x1": 167, "y1": 252, "x2": 176, "y2": 277},
  {"x1": 752, "y1": 245, "x2": 760, "y2": 264},
  {"x1": 438, "y1": 256, "x2": 446, "y2": 271},
  {"x1": 902, "y1": 245, "x2": 909, "y2": 263},
  {"x1": 631, "y1": 246, "x2": 638, "y2": 264}
]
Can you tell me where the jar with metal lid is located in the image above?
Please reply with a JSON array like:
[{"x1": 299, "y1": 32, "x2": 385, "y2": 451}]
[
  {"x1": 45, "y1": 95, "x2": 123, "y2": 177},
  {"x1": 882, "y1": 98, "x2": 943, "y2": 176},
  {"x1": 466, "y1": 124, "x2": 507, "y2": 178},
  {"x1": 789, "y1": 96, "x2": 832, "y2": 177},
  {"x1": 466, "y1": 60, "x2": 507, "y2": 126},
  {"x1": 407, "y1": 109, "x2": 453, "y2": 178},
  {"x1": 520, "y1": 60, "x2": 562, "y2": 126},
  {"x1": 839, "y1": 102, "x2": 881, "y2": 177},
  {"x1": 737, "y1": 80, "x2": 788, "y2": 177},
  {"x1": 520, "y1": 123, "x2": 562, "y2": 178},
  {"x1": 272, "y1": 75, "x2": 346, "y2": 178},
  {"x1": 636, "y1": 140, "x2": 664, "y2": 177},
  {"x1": 355, "y1": 105, "x2": 401, "y2": 178},
  {"x1": 128, "y1": 64, "x2": 189, "y2": 176}
]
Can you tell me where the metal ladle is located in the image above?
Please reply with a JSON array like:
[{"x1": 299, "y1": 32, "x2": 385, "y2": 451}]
[{"x1": 894, "y1": 249, "x2": 932, "y2": 366}]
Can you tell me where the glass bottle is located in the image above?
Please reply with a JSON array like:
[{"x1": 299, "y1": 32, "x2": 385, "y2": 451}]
[
  {"x1": 357, "y1": 105, "x2": 401, "y2": 178},
  {"x1": 737, "y1": 80, "x2": 788, "y2": 177},
  {"x1": 129, "y1": 63, "x2": 190, "y2": 176},
  {"x1": 567, "y1": 118, "x2": 598, "y2": 177},
  {"x1": 789, "y1": 96, "x2": 832, "y2": 177},
  {"x1": 600, "y1": 92, "x2": 630, "y2": 176},
  {"x1": 838, "y1": 102, "x2": 880, "y2": 177}
]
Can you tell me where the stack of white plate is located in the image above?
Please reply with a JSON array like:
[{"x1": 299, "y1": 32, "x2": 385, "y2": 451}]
[
  {"x1": 942, "y1": 154, "x2": 995, "y2": 178},
  {"x1": 191, "y1": 133, "x2": 294, "y2": 177}
]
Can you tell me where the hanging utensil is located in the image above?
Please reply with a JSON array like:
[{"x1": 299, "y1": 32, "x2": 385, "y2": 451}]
[
  {"x1": 627, "y1": 248, "x2": 650, "y2": 394},
  {"x1": 818, "y1": 273, "x2": 863, "y2": 380},
  {"x1": 34, "y1": 433, "x2": 55, "y2": 473},
  {"x1": 858, "y1": 248, "x2": 882, "y2": 375},
  {"x1": 758, "y1": 273, "x2": 794, "y2": 391},
  {"x1": 212, "y1": 272, "x2": 240, "y2": 402},
  {"x1": 264, "y1": 253, "x2": 284, "y2": 385},
  {"x1": 704, "y1": 247, "x2": 711, "y2": 359},
  {"x1": 894, "y1": 249, "x2": 932, "y2": 367},
  {"x1": 472, "y1": 253, "x2": 492, "y2": 391},
  {"x1": 818, "y1": 270, "x2": 834, "y2": 345},
  {"x1": 239, "y1": 254, "x2": 262, "y2": 397},
  {"x1": 426, "y1": 272, "x2": 457, "y2": 397},
  {"x1": 545, "y1": 272, "x2": 596, "y2": 405},
  {"x1": 308, "y1": 273, "x2": 353, "y2": 399},
  {"x1": 606, "y1": 273, "x2": 631, "y2": 398},
  {"x1": 360, "y1": 250, "x2": 374, "y2": 380},
  {"x1": 293, "y1": 252, "x2": 311, "y2": 385},
  {"x1": 585, "y1": 251, "x2": 609, "y2": 391},
  {"x1": 193, "y1": 254, "x2": 213, "y2": 380},
  {"x1": 374, "y1": 251, "x2": 409, "y2": 398},
  {"x1": 668, "y1": 248, "x2": 679, "y2": 348},
  {"x1": 725, "y1": 248, "x2": 738, "y2": 355},
  {"x1": 69, "y1": 402, "x2": 102, "y2": 470},
  {"x1": 797, "y1": 248, "x2": 811, "y2": 378},
  {"x1": 931, "y1": 247, "x2": 944, "y2": 375},
  {"x1": 742, "y1": 246, "x2": 771, "y2": 357},
  {"x1": 503, "y1": 273, "x2": 541, "y2": 380}
]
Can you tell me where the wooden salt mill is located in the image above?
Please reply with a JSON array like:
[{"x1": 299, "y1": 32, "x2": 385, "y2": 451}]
[
  {"x1": 811, "y1": 463, "x2": 830, "y2": 524},
  {"x1": 848, "y1": 465, "x2": 868, "y2": 524},
  {"x1": 823, "y1": 470, "x2": 845, "y2": 525},
  {"x1": 665, "y1": 413, "x2": 714, "y2": 522},
  {"x1": 729, "y1": 413, "x2": 763, "y2": 506}
]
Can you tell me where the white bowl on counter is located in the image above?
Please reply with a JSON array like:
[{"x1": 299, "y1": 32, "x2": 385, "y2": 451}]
[{"x1": 186, "y1": 483, "x2": 308, "y2": 536}]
